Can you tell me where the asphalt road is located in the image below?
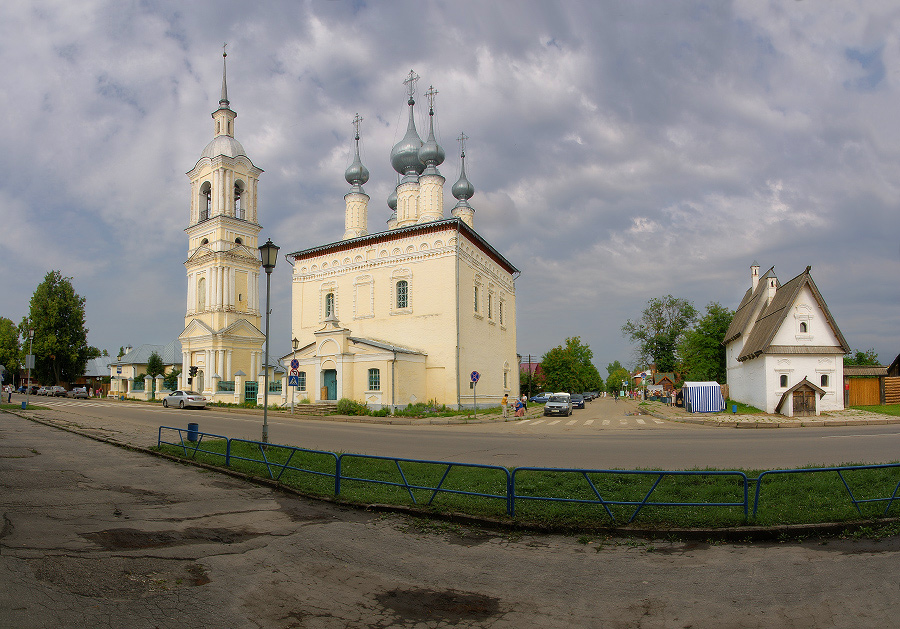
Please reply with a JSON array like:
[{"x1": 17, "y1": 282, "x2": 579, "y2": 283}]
[
  {"x1": 3, "y1": 413, "x2": 898, "y2": 628},
  {"x1": 17, "y1": 394, "x2": 900, "y2": 470}
]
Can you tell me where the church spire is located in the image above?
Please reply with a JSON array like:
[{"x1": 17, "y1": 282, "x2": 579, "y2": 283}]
[
  {"x1": 219, "y1": 43, "x2": 230, "y2": 108},
  {"x1": 343, "y1": 113, "x2": 370, "y2": 240},
  {"x1": 451, "y1": 132, "x2": 475, "y2": 228}
]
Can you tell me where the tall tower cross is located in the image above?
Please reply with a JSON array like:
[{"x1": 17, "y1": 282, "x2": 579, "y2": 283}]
[
  {"x1": 425, "y1": 85, "x2": 438, "y2": 113},
  {"x1": 457, "y1": 132, "x2": 468, "y2": 157},
  {"x1": 352, "y1": 112, "x2": 363, "y2": 141},
  {"x1": 404, "y1": 70, "x2": 420, "y2": 103}
]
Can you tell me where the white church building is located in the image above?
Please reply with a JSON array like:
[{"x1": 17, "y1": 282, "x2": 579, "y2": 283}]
[
  {"x1": 724, "y1": 264, "x2": 850, "y2": 416},
  {"x1": 285, "y1": 72, "x2": 519, "y2": 410}
]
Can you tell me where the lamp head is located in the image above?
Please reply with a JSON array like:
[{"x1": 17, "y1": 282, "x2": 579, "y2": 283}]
[{"x1": 259, "y1": 238, "x2": 280, "y2": 271}]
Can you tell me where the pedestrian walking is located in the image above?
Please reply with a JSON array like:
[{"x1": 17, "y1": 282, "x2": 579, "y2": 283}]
[
  {"x1": 521, "y1": 393, "x2": 527, "y2": 409},
  {"x1": 501, "y1": 394, "x2": 509, "y2": 418}
]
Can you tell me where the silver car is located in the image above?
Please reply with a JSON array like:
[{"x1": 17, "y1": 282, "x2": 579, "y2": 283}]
[
  {"x1": 543, "y1": 393, "x2": 572, "y2": 417},
  {"x1": 68, "y1": 387, "x2": 88, "y2": 399},
  {"x1": 162, "y1": 390, "x2": 207, "y2": 409}
]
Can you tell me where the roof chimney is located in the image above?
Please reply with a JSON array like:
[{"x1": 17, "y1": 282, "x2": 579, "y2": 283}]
[
  {"x1": 766, "y1": 277, "x2": 777, "y2": 306},
  {"x1": 751, "y1": 262, "x2": 760, "y2": 291}
]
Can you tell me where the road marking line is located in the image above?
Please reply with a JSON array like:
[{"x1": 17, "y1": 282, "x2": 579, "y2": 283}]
[
  {"x1": 636, "y1": 418, "x2": 646, "y2": 424},
  {"x1": 653, "y1": 419, "x2": 664, "y2": 424},
  {"x1": 619, "y1": 420, "x2": 628, "y2": 425},
  {"x1": 566, "y1": 420, "x2": 577, "y2": 425},
  {"x1": 821, "y1": 433, "x2": 900, "y2": 439},
  {"x1": 516, "y1": 419, "x2": 532, "y2": 425},
  {"x1": 602, "y1": 420, "x2": 610, "y2": 426},
  {"x1": 547, "y1": 420, "x2": 561, "y2": 425},
  {"x1": 531, "y1": 419, "x2": 545, "y2": 425},
  {"x1": 584, "y1": 420, "x2": 594, "y2": 425}
]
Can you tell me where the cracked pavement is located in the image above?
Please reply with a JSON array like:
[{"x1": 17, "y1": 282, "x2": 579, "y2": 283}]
[{"x1": 2, "y1": 412, "x2": 899, "y2": 628}]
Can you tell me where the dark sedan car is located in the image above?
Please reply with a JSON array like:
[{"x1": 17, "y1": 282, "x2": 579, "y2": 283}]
[{"x1": 570, "y1": 393, "x2": 585, "y2": 409}]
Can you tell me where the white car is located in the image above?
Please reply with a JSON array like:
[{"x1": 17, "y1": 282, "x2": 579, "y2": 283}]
[{"x1": 162, "y1": 390, "x2": 207, "y2": 409}]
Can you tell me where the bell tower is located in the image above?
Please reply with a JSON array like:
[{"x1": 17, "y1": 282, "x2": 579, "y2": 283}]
[{"x1": 179, "y1": 48, "x2": 266, "y2": 395}]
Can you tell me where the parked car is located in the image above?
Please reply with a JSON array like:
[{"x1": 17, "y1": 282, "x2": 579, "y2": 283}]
[
  {"x1": 37, "y1": 386, "x2": 50, "y2": 396},
  {"x1": 51, "y1": 386, "x2": 68, "y2": 397},
  {"x1": 529, "y1": 392, "x2": 553, "y2": 404},
  {"x1": 19, "y1": 385, "x2": 39, "y2": 395},
  {"x1": 581, "y1": 391, "x2": 594, "y2": 401},
  {"x1": 543, "y1": 393, "x2": 572, "y2": 417},
  {"x1": 68, "y1": 387, "x2": 88, "y2": 399},
  {"x1": 570, "y1": 393, "x2": 585, "y2": 409},
  {"x1": 162, "y1": 390, "x2": 207, "y2": 409}
]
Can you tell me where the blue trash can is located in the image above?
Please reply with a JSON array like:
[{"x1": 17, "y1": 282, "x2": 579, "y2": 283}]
[
  {"x1": 187, "y1": 423, "x2": 199, "y2": 442},
  {"x1": 732, "y1": 404, "x2": 737, "y2": 414},
  {"x1": 21, "y1": 401, "x2": 27, "y2": 410}
]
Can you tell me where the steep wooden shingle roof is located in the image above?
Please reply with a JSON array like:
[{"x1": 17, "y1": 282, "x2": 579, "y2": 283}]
[
  {"x1": 737, "y1": 267, "x2": 850, "y2": 362},
  {"x1": 722, "y1": 267, "x2": 777, "y2": 345}
]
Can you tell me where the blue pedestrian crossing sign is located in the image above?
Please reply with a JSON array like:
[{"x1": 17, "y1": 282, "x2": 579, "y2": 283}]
[
  {"x1": 470, "y1": 371, "x2": 480, "y2": 383},
  {"x1": 288, "y1": 374, "x2": 300, "y2": 387}
]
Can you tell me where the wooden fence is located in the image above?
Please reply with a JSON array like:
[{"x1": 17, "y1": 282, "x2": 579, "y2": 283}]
[{"x1": 848, "y1": 377, "x2": 881, "y2": 406}]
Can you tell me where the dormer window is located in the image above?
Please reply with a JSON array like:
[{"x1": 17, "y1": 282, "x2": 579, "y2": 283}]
[
  {"x1": 780, "y1": 374, "x2": 788, "y2": 387},
  {"x1": 325, "y1": 292, "x2": 334, "y2": 318}
]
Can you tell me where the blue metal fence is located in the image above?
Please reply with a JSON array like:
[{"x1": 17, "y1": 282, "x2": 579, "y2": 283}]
[
  {"x1": 157, "y1": 426, "x2": 900, "y2": 524},
  {"x1": 511, "y1": 467, "x2": 749, "y2": 523}
]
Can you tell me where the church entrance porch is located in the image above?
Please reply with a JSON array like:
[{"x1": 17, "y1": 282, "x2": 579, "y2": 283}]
[{"x1": 322, "y1": 369, "x2": 337, "y2": 401}]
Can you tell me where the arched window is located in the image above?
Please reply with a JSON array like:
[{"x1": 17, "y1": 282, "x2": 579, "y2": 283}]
[
  {"x1": 200, "y1": 238, "x2": 209, "y2": 246},
  {"x1": 235, "y1": 237, "x2": 242, "y2": 245},
  {"x1": 821, "y1": 374, "x2": 829, "y2": 387},
  {"x1": 368, "y1": 368, "x2": 381, "y2": 391},
  {"x1": 325, "y1": 292, "x2": 334, "y2": 318},
  {"x1": 200, "y1": 182, "x2": 211, "y2": 221},
  {"x1": 197, "y1": 277, "x2": 206, "y2": 310},
  {"x1": 800, "y1": 322, "x2": 808, "y2": 333},
  {"x1": 396, "y1": 280, "x2": 408, "y2": 309},
  {"x1": 780, "y1": 374, "x2": 788, "y2": 387},
  {"x1": 234, "y1": 182, "x2": 245, "y2": 220}
]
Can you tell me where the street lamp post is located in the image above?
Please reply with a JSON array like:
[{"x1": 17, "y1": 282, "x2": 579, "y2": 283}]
[
  {"x1": 25, "y1": 328, "x2": 34, "y2": 408},
  {"x1": 259, "y1": 238, "x2": 279, "y2": 444},
  {"x1": 291, "y1": 336, "x2": 299, "y2": 415}
]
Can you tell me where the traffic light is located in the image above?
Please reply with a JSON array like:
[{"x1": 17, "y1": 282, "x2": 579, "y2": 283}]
[{"x1": 189, "y1": 366, "x2": 198, "y2": 377}]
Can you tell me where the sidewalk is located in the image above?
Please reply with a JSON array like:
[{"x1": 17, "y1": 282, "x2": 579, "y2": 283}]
[{"x1": 641, "y1": 399, "x2": 900, "y2": 428}]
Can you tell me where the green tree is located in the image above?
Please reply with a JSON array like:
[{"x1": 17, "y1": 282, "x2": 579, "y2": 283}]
[
  {"x1": 606, "y1": 367, "x2": 631, "y2": 396},
  {"x1": 519, "y1": 366, "x2": 545, "y2": 397},
  {"x1": 163, "y1": 368, "x2": 181, "y2": 390},
  {"x1": 0, "y1": 317, "x2": 22, "y2": 381},
  {"x1": 844, "y1": 349, "x2": 879, "y2": 366},
  {"x1": 146, "y1": 352, "x2": 165, "y2": 378},
  {"x1": 540, "y1": 337, "x2": 603, "y2": 393},
  {"x1": 622, "y1": 295, "x2": 697, "y2": 372},
  {"x1": 678, "y1": 302, "x2": 734, "y2": 382},
  {"x1": 19, "y1": 271, "x2": 92, "y2": 385},
  {"x1": 606, "y1": 360, "x2": 623, "y2": 378}
]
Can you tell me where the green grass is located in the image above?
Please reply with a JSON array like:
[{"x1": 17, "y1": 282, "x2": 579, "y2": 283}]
[
  {"x1": 155, "y1": 436, "x2": 900, "y2": 530},
  {"x1": 1, "y1": 403, "x2": 49, "y2": 410},
  {"x1": 852, "y1": 404, "x2": 900, "y2": 417},
  {"x1": 721, "y1": 399, "x2": 765, "y2": 414}
]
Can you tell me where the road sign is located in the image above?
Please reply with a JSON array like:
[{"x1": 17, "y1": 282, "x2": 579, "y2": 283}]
[
  {"x1": 470, "y1": 371, "x2": 480, "y2": 383},
  {"x1": 290, "y1": 368, "x2": 300, "y2": 376},
  {"x1": 290, "y1": 359, "x2": 300, "y2": 370},
  {"x1": 288, "y1": 375, "x2": 300, "y2": 387}
]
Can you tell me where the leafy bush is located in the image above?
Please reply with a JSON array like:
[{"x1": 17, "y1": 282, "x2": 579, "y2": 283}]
[{"x1": 336, "y1": 398, "x2": 369, "y2": 416}]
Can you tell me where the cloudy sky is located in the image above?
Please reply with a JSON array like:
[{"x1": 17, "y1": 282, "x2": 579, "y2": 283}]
[{"x1": 1, "y1": 0, "x2": 898, "y2": 371}]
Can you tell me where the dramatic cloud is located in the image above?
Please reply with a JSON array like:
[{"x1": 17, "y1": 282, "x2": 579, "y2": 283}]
[{"x1": 1, "y1": 0, "x2": 897, "y2": 369}]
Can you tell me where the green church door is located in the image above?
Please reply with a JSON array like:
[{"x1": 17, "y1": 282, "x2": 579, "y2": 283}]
[{"x1": 322, "y1": 370, "x2": 337, "y2": 400}]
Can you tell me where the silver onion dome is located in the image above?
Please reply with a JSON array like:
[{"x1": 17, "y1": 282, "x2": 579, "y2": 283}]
[
  {"x1": 452, "y1": 154, "x2": 474, "y2": 201},
  {"x1": 387, "y1": 186, "x2": 398, "y2": 211},
  {"x1": 344, "y1": 144, "x2": 369, "y2": 190},
  {"x1": 390, "y1": 97, "x2": 424, "y2": 177},
  {"x1": 418, "y1": 111, "x2": 445, "y2": 174}
]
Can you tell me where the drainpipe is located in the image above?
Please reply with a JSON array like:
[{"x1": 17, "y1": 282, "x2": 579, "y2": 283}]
[
  {"x1": 391, "y1": 349, "x2": 396, "y2": 415},
  {"x1": 455, "y1": 221, "x2": 461, "y2": 410}
]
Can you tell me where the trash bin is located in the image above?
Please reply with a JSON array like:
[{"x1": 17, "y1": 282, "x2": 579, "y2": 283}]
[
  {"x1": 732, "y1": 404, "x2": 737, "y2": 414},
  {"x1": 187, "y1": 422, "x2": 199, "y2": 442},
  {"x1": 21, "y1": 401, "x2": 27, "y2": 410}
]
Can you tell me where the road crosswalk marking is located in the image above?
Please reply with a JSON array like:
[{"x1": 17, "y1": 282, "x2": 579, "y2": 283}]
[
  {"x1": 547, "y1": 420, "x2": 561, "y2": 425},
  {"x1": 566, "y1": 420, "x2": 577, "y2": 425},
  {"x1": 584, "y1": 420, "x2": 594, "y2": 425}
]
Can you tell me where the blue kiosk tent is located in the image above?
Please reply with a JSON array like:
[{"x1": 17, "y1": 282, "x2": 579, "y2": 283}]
[{"x1": 683, "y1": 381, "x2": 725, "y2": 413}]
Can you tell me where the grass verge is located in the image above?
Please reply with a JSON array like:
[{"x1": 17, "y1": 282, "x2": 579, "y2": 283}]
[
  {"x1": 851, "y1": 404, "x2": 900, "y2": 417},
  {"x1": 155, "y1": 437, "x2": 900, "y2": 530}
]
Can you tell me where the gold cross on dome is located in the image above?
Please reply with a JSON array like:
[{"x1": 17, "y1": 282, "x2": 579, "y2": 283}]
[{"x1": 352, "y1": 113, "x2": 363, "y2": 140}]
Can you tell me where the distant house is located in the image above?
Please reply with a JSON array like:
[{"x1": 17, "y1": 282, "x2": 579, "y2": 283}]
[
  {"x1": 723, "y1": 264, "x2": 850, "y2": 416},
  {"x1": 108, "y1": 341, "x2": 182, "y2": 399},
  {"x1": 652, "y1": 373, "x2": 677, "y2": 392}
]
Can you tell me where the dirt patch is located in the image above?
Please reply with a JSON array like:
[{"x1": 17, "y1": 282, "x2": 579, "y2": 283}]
[
  {"x1": 81, "y1": 526, "x2": 261, "y2": 550},
  {"x1": 374, "y1": 587, "x2": 501, "y2": 624},
  {"x1": 30, "y1": 556, "x2": 210, "y2": 598}
]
